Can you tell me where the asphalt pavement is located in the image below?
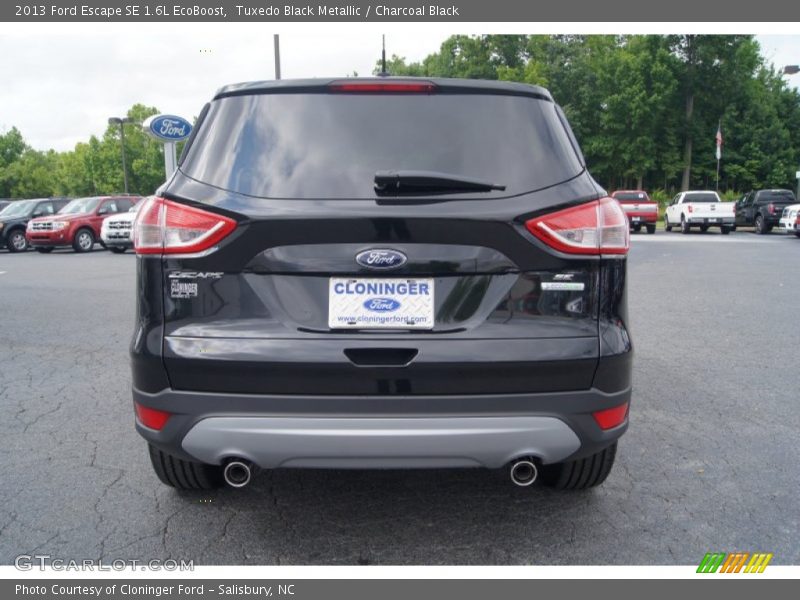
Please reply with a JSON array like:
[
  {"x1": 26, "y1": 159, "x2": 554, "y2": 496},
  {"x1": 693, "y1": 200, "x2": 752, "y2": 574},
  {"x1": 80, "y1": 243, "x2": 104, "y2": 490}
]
[{"x1": 1, "y1": 230, "x2": 798, "y2": 565}]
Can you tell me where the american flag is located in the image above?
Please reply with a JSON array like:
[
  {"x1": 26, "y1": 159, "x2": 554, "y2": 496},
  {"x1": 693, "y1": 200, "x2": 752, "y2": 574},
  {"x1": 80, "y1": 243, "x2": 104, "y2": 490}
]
[{"x1": 715, "y1": 122, "x2": 723, "y2": 160}]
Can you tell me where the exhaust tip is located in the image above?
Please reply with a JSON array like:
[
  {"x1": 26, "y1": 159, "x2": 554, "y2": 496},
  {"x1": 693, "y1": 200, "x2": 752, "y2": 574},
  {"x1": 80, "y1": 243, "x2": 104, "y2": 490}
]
[
  {"x1": 510, "y1": 458, "x2": 538, "y2": 487},
  {"x1": 223, "y1": 460, "x2": 253, "y2": 488}
]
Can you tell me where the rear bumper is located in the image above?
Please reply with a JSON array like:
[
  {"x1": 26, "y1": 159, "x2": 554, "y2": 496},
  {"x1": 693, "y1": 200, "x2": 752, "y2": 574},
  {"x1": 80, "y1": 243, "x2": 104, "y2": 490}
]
[
  {"x1": 687, "y1": 216, "x2": 734, "y2": 225},
  {"x1": 181, "y1": 415, "x2": 582, "y2": 469},
  {"x1": 133, "y1": 385, "x2": 630, "y2": 468},
  {"x1": 626, "y1": 214, "x2": 657, "y2": 225}
]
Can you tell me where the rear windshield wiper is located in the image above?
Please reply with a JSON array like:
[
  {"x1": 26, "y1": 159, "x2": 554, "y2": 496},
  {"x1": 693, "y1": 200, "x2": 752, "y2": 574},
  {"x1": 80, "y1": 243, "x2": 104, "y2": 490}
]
[{"x1": 374, "y1": 170, "x2": 506, "y2": 195}]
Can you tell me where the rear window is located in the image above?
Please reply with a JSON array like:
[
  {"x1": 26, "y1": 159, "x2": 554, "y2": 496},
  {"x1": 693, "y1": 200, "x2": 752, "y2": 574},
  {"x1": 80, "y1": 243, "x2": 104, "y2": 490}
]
[
  {"x1": 614, "y1": 192, "x2": 650, "y2": 201},
  {"x1": 684, "y1": 193, "x2": 720, "y2": 203},
  {"x1": 179, "y1": 93, "x2": 584, "y2": 199},
  {"x1": 759, "y1": 190, "x2": 795, "y2": 202}
]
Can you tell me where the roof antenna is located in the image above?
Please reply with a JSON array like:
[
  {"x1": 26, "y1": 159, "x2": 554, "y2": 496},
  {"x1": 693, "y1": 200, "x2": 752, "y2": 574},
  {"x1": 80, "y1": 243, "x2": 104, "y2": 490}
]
[{"x1": 380, "y1": 34, "x2": 388, "y2": 77}]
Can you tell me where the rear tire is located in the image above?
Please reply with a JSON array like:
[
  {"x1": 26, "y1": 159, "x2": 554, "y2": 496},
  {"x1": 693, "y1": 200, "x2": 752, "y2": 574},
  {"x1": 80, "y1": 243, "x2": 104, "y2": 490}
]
[
  {"x1": 72, "y1": 228, "x2": 95, "y2": 253},
  {"x1": 540, "y1": 442, "x2": 618, "y2": 490},
  {"x1": 646, "y1": 224, "x2": 656, "y2": 234},
  {"x1": 6, "y1": 229, "x2": 28, "y2": 252},
  {"x1": 148, "y1": 444, "x2": 224, "y2": 490},
  {"x1": 755, "y1": 214, "x2": 766, "y2": 234},
  {"x1": 664, "y1": 216, "x2": 672, "y2": 232},
  {"x1": 36, "y1": 247, "x2": 54, "y2": 253},
  {"x1": 720, "y1": 226, "x2": 732, "y2": 235},
  {"x1": 680, "y1": 215, "x2": 690, "y2": 234}
]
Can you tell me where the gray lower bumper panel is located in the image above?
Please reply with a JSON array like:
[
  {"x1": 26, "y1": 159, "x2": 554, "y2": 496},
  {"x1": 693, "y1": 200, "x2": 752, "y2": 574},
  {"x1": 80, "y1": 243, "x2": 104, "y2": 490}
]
[{"x1": 181, "y1": 416, "x2": 581, "y2": 469}]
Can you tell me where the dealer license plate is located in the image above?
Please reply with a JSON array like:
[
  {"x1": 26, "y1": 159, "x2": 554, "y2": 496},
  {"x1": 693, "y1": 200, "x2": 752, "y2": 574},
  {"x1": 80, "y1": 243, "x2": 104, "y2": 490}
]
[{"x1": 328, "y1": 278, "x2": 434, "y2": 329}]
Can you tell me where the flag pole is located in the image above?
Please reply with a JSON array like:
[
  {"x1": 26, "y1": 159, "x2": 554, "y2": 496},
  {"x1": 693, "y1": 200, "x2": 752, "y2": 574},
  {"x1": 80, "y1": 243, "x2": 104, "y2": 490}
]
[{"x1": 715, "y1": 119, "x2": 721, "y2": 192}]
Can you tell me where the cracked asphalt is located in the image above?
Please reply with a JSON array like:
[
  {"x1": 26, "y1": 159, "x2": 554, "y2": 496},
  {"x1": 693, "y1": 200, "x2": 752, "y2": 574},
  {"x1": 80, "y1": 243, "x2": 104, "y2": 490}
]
[{"x1": 1, "y1": 230, "x2": 798, "y2": 565}]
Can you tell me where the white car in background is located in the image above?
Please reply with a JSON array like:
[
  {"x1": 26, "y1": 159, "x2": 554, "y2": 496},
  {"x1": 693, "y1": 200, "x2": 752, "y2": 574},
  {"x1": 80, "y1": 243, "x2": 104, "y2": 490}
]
[
  {"x1": 779, "y1": 203, "x2": 800, "y2": 234},
  {"x1": 101, "y1": 198, "x2": 145, "y2": 253}
]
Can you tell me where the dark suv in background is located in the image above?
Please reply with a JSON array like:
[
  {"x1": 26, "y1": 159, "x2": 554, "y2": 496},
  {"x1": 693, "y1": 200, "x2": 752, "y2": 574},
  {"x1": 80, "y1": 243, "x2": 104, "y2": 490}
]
[
  {"x1": 0, "y1": 198, "x2": 70, "y2": 252},
  {"x1": 735, "y1": 189, "x2": 797, "y2": 234},
  {"x1": 131, "y1": 78, "x2": 633, "y2": 492}
]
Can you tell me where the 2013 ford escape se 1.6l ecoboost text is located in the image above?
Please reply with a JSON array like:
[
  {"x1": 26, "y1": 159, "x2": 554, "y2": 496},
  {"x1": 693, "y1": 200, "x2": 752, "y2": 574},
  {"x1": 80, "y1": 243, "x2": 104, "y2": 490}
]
[{"x1": 131, "y1": 78, "x2": 632, "y2": 491}]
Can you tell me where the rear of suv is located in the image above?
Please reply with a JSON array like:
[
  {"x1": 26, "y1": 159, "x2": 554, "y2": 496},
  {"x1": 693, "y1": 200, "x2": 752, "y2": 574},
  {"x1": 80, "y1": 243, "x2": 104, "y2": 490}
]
[{"x1": 131, "y1": 78, "x2": 633, "y2": 492}]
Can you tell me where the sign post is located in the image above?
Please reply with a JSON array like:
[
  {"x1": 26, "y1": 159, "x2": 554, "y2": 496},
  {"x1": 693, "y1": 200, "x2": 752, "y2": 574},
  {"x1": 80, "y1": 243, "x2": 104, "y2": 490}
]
[
  {"x1": 796, "y1": 170, "x2": 800, "y2": 200},
  {"x1": 142, "y1": 114, "x2": 193, "y2": 179}
]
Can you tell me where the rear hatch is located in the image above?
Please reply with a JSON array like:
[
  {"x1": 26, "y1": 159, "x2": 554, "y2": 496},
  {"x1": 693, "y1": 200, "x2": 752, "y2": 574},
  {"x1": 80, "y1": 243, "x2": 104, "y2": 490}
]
[
  {"x1": 684, "y1": 192, "x2": 732, "y2": 218},
  {"x1": 761, "y1": 191, "x2": 797, "y2": 218},
  {"x1": 156, "y1": 80, "x2": 607, "y2": 396}
]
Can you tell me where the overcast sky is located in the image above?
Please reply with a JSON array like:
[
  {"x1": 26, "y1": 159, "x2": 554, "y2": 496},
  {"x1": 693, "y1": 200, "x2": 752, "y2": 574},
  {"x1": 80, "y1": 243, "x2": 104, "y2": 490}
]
[{"x1": 0, "y1": 25, "x2": 798, "y2": 152}]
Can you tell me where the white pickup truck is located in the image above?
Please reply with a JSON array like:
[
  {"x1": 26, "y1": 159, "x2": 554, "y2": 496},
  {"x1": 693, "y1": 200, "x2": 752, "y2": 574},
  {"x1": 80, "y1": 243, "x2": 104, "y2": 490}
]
[{"x1": 664, "y1": 191, "x2": 735, "y2": 234}]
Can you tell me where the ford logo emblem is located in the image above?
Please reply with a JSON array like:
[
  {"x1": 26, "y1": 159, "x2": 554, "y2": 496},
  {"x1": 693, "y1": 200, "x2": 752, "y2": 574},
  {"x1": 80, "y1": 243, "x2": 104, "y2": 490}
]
[
  {"x1": 355, "y1": 248, "x2": 407, "y2": 270},
  {"x1": 363, "y1": 298, "x2": 401, "y2": 312},
  {"x1": 143, "y1": 114, "x2": 193, "y2": 142}
]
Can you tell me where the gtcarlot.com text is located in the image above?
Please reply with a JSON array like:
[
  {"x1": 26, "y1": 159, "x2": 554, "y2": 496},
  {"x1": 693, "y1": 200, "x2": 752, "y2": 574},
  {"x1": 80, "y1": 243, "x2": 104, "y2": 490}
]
[{"x1": 14, "y1": 554, "x2": 193, "y2": 571}]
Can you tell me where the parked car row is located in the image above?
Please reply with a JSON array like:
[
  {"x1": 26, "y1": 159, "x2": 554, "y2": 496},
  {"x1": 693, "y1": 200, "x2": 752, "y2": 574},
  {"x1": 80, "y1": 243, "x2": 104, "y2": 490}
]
[
  {"x1": 0, "y1": 195, "x2": 142, "y2": 253},
  {"x1": 607, "y1": 188, "x2": 799, "y2": 236}
]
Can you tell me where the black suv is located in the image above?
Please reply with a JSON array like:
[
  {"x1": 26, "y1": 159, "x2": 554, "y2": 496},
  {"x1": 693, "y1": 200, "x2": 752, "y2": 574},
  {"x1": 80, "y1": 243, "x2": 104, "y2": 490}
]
[
  {"x1": 735, "y1": 189, "x2": 797, "y2": 234},
  {"x1": 131, "y1": 78, "x2": 632, "y2": 492},
  {"x1": 0, "y1": 198, "x2": 70, "y2": 252}
]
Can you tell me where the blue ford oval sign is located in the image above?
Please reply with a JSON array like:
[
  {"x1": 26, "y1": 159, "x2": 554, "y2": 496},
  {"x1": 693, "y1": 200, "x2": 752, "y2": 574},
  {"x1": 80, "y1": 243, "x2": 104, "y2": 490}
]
[
  {"x1": 143, "y1": 114, "x2": 192, "y2": 142},
  {"x1": 363, "y1": 298, "x2": 401, "y2": 312},
  {"x1": 355, "y1": 249, "x2": 407, "y2": 269}
]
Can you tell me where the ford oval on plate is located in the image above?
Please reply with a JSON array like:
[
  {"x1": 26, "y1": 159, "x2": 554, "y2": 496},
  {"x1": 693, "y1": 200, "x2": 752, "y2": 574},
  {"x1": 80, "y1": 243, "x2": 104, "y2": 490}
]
[
  {"x1": 363, "y1": 297, "x2": 401, "y2": 312},
  {"x1": 329, "y1": 278, "x2": 434, "y2": 329},
  {"x1": 355, "y1": 249, "x2": 407, "y2": 270},
  {"x1": 143, "y1": 114, "x2": 193, "y2": 142}
]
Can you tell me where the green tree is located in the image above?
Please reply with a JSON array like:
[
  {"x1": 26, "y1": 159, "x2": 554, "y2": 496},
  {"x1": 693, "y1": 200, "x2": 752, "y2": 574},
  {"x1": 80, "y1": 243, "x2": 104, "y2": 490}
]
[
  {"x1": 5, "y1": 149, "x2": 59, "y2": 197},
  {"x1": 0, "y1": 127, "x2": 29, "y2": 197}
]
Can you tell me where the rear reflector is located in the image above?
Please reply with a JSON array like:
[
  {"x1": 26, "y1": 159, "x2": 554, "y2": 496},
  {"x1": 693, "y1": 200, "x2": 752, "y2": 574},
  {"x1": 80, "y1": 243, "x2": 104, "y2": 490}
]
[
  {"x1": 134, "y1": 196, "x2": 237, "y2": 255},
  {"x1": 524, "y1": 197, "x2": 629, "y2": 255},
  {"x1": 592, "y1": 402, "x2": 629, "y2": 430},
  {"x1": 134, "y1": 402, "x2": 171, "y2": 431},
  {"x1": 328, "y1": 81, "x2": 437, "y2": 94}
]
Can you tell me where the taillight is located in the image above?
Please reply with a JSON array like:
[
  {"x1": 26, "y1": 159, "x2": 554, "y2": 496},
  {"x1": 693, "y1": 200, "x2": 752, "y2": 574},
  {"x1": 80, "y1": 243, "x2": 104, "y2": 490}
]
[
  {"x1": 592, "y1": 402, "x2": 629, "y2": 430},
  {"x1": 524, "y1": 198, "x2": 629, "y2": 255},
  {"x1": 134, "y1": 196, "x2": 237, "y2": 256},
  {"x1": 768, "y1": 203, "x2": 775, "y2": 215},
  {"x1": 134, "y1": 402, "x2": 171, "y2": 431},
  {"x1": 687, "y1": 205, "x2": 693, "y2": 213},
  {"x1": 328, "y1": 80, "x2": 437, "y2": 93}
]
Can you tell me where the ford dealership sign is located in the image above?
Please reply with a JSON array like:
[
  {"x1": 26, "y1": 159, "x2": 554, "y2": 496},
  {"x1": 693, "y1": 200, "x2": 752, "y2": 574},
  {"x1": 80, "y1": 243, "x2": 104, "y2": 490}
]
[{"x1": 143, "y1": 114, "x2": 192, "y2": 142}]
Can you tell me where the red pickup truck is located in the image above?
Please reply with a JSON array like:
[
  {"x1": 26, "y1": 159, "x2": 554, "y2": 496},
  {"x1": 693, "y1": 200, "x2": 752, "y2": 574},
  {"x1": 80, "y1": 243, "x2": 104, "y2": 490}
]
[
  {"x1": 611, "y1": 190, "x2": 659, "y2": 234},
  {"x1": 26, "y1": 195, "x2": 140, "y2": 253}
]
